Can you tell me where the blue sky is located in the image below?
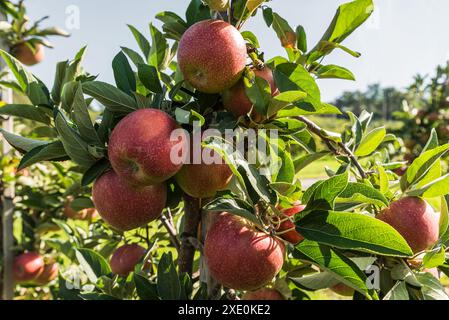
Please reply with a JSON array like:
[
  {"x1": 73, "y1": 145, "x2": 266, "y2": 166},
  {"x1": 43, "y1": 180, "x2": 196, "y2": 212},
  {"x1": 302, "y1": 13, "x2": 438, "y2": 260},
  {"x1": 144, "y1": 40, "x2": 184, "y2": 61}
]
[{"x1": 23, "y1": 0, "x2": 449, "y2": 102}]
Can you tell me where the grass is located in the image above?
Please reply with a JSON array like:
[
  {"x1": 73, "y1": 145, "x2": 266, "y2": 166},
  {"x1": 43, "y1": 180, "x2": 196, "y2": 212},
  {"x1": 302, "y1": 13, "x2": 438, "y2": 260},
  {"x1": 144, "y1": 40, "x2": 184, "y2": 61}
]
[{"x1": 296, "y1": 155, "x2": 341, "y2": 180}]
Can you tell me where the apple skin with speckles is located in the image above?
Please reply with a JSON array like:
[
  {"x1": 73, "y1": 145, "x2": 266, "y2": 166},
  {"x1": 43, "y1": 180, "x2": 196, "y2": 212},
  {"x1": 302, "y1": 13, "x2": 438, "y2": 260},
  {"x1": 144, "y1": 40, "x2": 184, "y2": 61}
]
[
  {"x1": 377, "y1": 196, "x2": 439, "y2": 254},
  {"x1": 92, "y1": 170, "x2": 167, "y2": 231},
  {"x1": 13, "y1": 252, "x2": 45, "y2": 284},
  {"x1": 242, "y1": 288, "x2": 285, "y2": 300},
  {"x1": 108, "y1": 108, "x2": 186, "y2": 186},
  {"x1": 204, "y1": 213, "x2": 285, "y2": 291},
  {"x1": 175, "y1": 142, "x2": 232, "y2": 198},
  {"x1": 177, "y1": 19, "x2": 247, "y2": 94},
  {"x1": 110, "y1": 244, "x2": 148, "y2": 276},
  {"x1": 223, "y1": 67, "x2": 279, "y2": 122}
]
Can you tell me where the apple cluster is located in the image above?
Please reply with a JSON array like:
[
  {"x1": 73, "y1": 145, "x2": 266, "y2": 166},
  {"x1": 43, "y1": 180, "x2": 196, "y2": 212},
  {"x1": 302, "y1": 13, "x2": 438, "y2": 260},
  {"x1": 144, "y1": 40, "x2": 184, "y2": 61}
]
[{"x1": 90, "y1": 17, "x2": 441, "y2": 296}]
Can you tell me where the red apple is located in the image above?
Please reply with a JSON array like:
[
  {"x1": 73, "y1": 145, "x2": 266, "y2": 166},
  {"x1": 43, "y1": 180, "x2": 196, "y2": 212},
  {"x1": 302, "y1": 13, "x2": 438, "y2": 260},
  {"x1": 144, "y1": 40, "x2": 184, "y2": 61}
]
[
  {"x1": 178, "y1": 19, "x2": 247, "y2": 94},
  {"x1": 277, "y1": 202, "x2": 306, "y2": 244},
  {"x1": 377, "y1": 196, "x2": 439, "y2": 253},
  {"x1": 108, "y1": 108, "x2": 186, "y2": 186},
  {"x1": 242, "y1": 288, "x2": 285, "y2": 300},
  {"x1": 34, "y1": 262, "x2": 59, "y2": 285},
  {"x1": 110, "y1": 244, "x2": 148, "y2": 276},
  {"x1": 330, "y1": 283, "x2": 354, "y2": 297},
  {"x1": 92, "y1": 170, "x2": 167, "y2": 231},
  {"x1": 11, "y1": 43, "x2": 45, "y2": 66},
  {"x1": 223, "y1": 66, "x2": 279, "y2": 122},
  {"x1": 13, "y1": 252, "x2": 44, "y2": 284},
  {"x1": 175, "y1": 141, "x2": 232, "y2": 198},
  {"x1": 204, "y1": 213, "x2": 285, "y2": 290}
]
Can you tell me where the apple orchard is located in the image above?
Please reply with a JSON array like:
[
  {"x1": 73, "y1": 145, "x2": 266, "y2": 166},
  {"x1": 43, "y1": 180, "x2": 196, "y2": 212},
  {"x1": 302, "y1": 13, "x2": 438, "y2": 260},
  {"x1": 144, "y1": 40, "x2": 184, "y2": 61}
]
[{"x1": 1, "y1": 0, "x2": 449, "y2": 301}]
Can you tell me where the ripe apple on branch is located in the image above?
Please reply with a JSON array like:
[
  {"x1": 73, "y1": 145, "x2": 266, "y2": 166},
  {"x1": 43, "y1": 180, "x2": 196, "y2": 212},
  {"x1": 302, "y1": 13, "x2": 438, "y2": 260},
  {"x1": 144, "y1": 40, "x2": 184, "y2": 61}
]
[{"x1": 1, "y1": 0, "x2": 449, "y2": 301}]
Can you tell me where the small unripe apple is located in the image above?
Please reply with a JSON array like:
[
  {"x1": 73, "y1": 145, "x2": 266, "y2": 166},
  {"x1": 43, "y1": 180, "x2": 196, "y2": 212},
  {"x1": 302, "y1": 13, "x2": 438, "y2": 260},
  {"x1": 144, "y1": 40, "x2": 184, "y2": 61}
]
[
  {"x1": 92, "y1": 170, "x2": 167, "y2": 231},
  {"x1": 11, "y1": 43, "x2": 45, "y2": 66},
  {"x1": 204, "y1": 213, "x2": 285, "y2": 290},
  {"x1": 204, "y1": 0, "x2": 229, "y2": 11},
  {"x1": 330, "y1": 283, "x2": 354, "y2": 297},
  {"x1": 110, "y1": 244, "x2": 148, "y2": 276},
  {"x1": 178, "y1": 19, "x2": 247, "y2": 94},
  {"x1": 34, "y1": 262, "x2": 59, "y2": 285},
  {"x1": 242, "y1": 288, "x2": 285, "y2": 300},
  {"x1": 276, "y1": 202, "x2": 305, "y2": 245},
  {"x1": 13, "y1": 252, "x2": 45, "y2": 284},
  {"x1": 108, "y1": 108, "x2": 186, "y2": 186},
  {"x1": 223, "y1": 67, "x2": 279, "y2": 122},
  {"x1": 377, "y1": 196, "x2": 439, "y2": 253}
]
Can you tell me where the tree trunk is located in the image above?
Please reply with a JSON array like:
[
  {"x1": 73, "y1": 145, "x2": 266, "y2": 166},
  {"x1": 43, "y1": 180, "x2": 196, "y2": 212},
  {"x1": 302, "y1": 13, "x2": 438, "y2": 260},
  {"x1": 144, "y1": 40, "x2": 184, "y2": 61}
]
[{"x1": 178, "y1": 194, "x2": 201, "y2": 276}]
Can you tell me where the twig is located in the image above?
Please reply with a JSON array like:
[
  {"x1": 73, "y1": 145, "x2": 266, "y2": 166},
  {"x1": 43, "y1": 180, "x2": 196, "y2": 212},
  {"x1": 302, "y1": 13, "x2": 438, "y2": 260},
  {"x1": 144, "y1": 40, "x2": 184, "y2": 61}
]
[
  {"x1": 295, "y1": 116, "x2": 368, "y2": 179},
  {"x1": 160, "y1": 213, "x2": 181, "y2": 252}
]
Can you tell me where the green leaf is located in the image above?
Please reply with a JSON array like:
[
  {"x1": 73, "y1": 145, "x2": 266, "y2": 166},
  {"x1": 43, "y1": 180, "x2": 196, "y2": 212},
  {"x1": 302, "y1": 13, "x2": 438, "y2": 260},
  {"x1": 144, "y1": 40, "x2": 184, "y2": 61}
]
[
  {"x1": 401, "y1": 143, "x2": 449, "y2": 190},
  {"x1": 138, "y1": 64, "x2": 163, "y2": 94},
  {"x1": 51, "y1": 60, "x2": 69, "y2": 105},
  {"x1": 415, "y1": 273, "x2": 449, "y2": 300},
  {"x1": 406, "y1": 173, "x2": 449, "y2": 198},
  {"x1": 134, "y1": 274, "x2": 159, "y2": 300},
  {"x1": 204, "y1": 197, "x2": 262, "y2": 227},
  {"x1": 157, "y1": 252, "x2": 181, "y2": 300},
  {"x1": 155, "y1": 11, "x2": 188, "y2": 41},
  {"x1": 297, "y1": 211, "x2": 413, "y2": 257},
  {"x1": 383, "y1": 281, "x2": 409, "y2": 300},
  {"x1": 121, "y1": 46, "x2": 145, "y2": 67},
  {"x1": 71, "y1": 82, "x2": 102, "y2": 145},
  {"x1": 355, "y1": 127, "x2": 386, "y2": 157},
  {"x1": 0, "y1": 129, "x2": 47, "y2": 153},
  {"x1": 54, "y1": 110, "x2": 97, "y2": 168},
  {"x1": 274, "y1": 62, "x2": 321, "y2": 103},
  {"x1": 0, "y1": 104, "x2": 50, "y2": 125},
  {"x1": 18, "y1": 141, "x2": 68, "y2": 170},
  {"x1": 303, "y1": 171, "x2": 349, "y2": 210},
  {"x1": 241, "y1": 31, "x2": 260, "y2": 48},
  {"x1": 296, "y1": 25, "x2": 307, "y2": 52},
  {"x1": 276, "y1": 145, "x2": 295, "y2": 183},
  {"x1": 338, "y1": 182, "x2": 389, "y2": 207},
  {"x1": 243, "y1": 71, "x2": 271, "y2": 116},
  {"x1": 267, "y1": 91, "x2": 307, "y2": 116},
  {"x1": 149, "y1": 24, "x2": 169, "y2": 70},
  {"x1": 75, "y1": 248, "x2": 111, "y2": 284},
  {"x1": 316, "y1": 64, "x2": 355, "y2": 81},
  {"x1": 422, "y1": 247, "x2": 446, "y2": 269},
  {"x1": 294, "y1": 240, "x2": 377, "y2": 299},
  {"x1": 309, "y1": 0, "x2": 374, "y2": 60},
  {"x1": 112, "y1": 51, "x2": 136, "y2": 96},
  {"x1": 127, "y1": 25, "x2": 151, "y2": 59},
  {"x1": 186, "y1": 0, "x2": 211, "y2": 26},
  {"x1": 271, "y1": 12, "x2": 296, "y2": 49},
  {"x1": 82, "y1": 81, "x2": 138, "y2": 114},
  {"x1": 81, "y1": 158, "x2": 110, "y2": 187}
]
